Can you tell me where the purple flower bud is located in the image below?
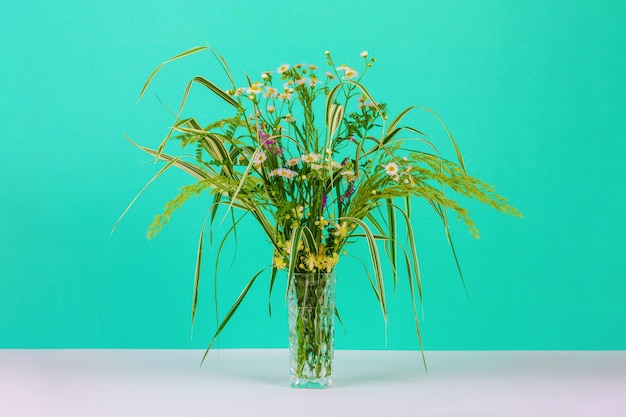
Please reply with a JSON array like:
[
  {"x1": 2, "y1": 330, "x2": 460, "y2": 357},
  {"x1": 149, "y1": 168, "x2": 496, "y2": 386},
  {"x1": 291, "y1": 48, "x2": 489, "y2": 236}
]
[{"x1": 339, "y1": 184, "x2": 355, "y2": 203}]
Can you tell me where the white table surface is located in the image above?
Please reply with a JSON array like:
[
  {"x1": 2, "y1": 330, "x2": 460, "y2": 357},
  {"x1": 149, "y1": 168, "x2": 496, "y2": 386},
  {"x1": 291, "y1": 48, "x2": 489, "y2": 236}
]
[{"x1": 1, "y1": 349, "x2": 624, "y2": 417}]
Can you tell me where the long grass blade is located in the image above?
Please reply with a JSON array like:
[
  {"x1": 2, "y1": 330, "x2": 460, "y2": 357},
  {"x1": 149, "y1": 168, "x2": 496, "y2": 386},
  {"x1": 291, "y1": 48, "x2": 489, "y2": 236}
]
[
  {"x1": 154, "y1": 76, "x2": 240, "y2": 161},
  {"x1": 420, "y1": 107, "x2": 466, "y2": 173},
  {"x1": 112, "y1": 136, "x2": 194, "y2": 234},
  {"x1": 191, "y1": 224, "x2": 205, "y2": 333},
  {"x1": 268, "y1": 265, "x2": 278, "y2": 317},
  {"x1": 138, "y1": 45, "x2": 208, "y2": 101},
  {"x1": 200, "y1": 268, "x2": 266, "y2": 366},
  {"x1": 346, "y1": 254, "x2": 381, "y2": 307},
  {"x1": 286, "y1": 224, "x2": 305, "y2": 299},
  {"x1": 385, "y1": 199, "x2": 398, "y2": 291},
  {"x1": 340, "y1": 216, "x2": 386, "y2": 320},
  {"x1": 392, "y1": 204, "x2": 422, "y2": 300},
  {"x1": 212, "y1": 212, "x2": 249, "y2": 333}
]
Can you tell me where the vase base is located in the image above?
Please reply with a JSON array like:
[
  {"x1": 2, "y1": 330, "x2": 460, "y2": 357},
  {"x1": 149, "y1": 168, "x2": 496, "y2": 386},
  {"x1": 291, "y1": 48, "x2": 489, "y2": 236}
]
[{"x1": 290, "y1": 377, "x2": 332, "y2": 389}]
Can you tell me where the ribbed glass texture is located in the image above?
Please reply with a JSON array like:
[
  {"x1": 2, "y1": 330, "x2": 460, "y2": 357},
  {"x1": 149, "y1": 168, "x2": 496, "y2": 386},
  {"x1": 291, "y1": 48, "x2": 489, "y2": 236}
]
[{"x1": 288, "y1": 272, "x2": 336, "y2": 389}]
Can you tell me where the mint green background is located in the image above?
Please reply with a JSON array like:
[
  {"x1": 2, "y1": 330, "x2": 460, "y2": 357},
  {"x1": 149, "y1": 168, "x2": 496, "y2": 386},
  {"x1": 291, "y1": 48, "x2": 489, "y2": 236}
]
[{"x1": 1, "y1": 0, "x2": 625, "y2": 350}]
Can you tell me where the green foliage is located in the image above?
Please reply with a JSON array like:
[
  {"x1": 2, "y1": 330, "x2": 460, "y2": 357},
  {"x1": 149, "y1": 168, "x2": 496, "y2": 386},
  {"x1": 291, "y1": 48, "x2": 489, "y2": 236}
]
[{"x1": 123, "y1": 47, "x2": 522, "y2": 362}]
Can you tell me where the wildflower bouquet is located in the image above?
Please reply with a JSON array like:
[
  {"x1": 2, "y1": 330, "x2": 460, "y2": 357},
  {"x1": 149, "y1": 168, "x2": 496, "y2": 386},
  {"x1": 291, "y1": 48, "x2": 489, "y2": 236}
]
[{"x1": 118, "y1": 46, "x2": 520, "y2": 378}]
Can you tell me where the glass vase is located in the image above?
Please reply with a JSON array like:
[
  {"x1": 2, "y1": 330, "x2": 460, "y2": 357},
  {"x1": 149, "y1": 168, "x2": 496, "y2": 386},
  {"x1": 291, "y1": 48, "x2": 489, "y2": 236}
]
[{"x1": 288, "y1": 271, "x2": 336, "y2": 389}]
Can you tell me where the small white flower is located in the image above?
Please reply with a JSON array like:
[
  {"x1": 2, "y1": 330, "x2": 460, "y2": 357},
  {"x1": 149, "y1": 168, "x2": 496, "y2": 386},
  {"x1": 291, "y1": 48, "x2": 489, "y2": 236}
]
[
  {"x1": 286, "y1": 157, "x2": 300, "y2": 166},
  {"x1": 343, "y1": 68, "x2": 358, "y2": 80},
  {"x1": 265, "y1": 86, "x2": 279, "y2": 98},
  {"x1": 253, "y1": 151, "x2": 267, "y2": 166},
  {"x1": 301, "y1": 153, "x2": 320, "y2": 163},
  {"x1": 384, "y1": 162, "x2": 399, "y2": 176},
  {"x1": 277, "y1": 63, "x2": 290, "y2": 74},
  {"x1": 284, "y1": 114, "x2": 296, "y2": 123},
  {"x1": 232, "y1": 87, "x2": 246, "y2": 97},
  {"x1": 341, "y1": 170, "x2": 357, "y2": 182},
  {"x1": 360, "y1": 50, "x2": 368, "y2": 58},
  {"x1": 266, "y1": 105, "x2": 275, "y2": 113},
  {"x1": 246, "y1": 81, "x2": 264, "y2": 95},
  {"x1": 280, "y1": 169, "x2": 298, "y2": 179},
  {"x1": 336, "y1": 64, "x2": 350, "y2": 72}
]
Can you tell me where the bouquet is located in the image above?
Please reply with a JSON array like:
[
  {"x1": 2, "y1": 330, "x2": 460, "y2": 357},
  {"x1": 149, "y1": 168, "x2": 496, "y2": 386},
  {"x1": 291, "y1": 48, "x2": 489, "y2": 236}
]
[{"x1": 117, "y1": 46, "x2": 521, "y2": 385}]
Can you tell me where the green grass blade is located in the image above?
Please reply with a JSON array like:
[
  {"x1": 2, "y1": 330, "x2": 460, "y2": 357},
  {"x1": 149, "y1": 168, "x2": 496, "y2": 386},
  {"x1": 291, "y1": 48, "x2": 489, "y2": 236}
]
[
  {"x1": 385, "y1": 198, "x2": 398, "y2": 291},
  {"x1": 268, "y1": 265, "x2": 278, "y2": 317},
  {"x1": 286, "y1": 224, "x2": 305, "y2": 299},
  {"x1": 340, "y1": 216, "x2": 386, "y2": 320},
  {"x1": 334, "y1": 306, "x2": 346, "y2": 335},
  {"x1": 208, "y1": 45, "x2": 236, "y2": 88},
  {"x1": 123, "y1": 132, "x2": 209, "y2": 180},
  {"x1": 191, "y1": 224, "x2": 205, "y2": 333},
  {"x1": 191, "y1": 76, "x2": 241, "y2": 109},
  {"x1": 138, "y1": 45, "x2": 208, "y2": 101},
  {"x1": 214, "y1": 212, "x2": 249, "y2": 314},
  {"x1": 112, "y1": 134, "x2": 199, "y2": 234},
  {"x1": 346, "y1": 254, "x2": 381, "y2": 307},
  {"x1": 221, "y1": 144, "x2": 264, "y2": 223},
  {"x1": 200, "y1": 268, "x2": 266, "y2": 366},
  {"x1": 343, "y1": 80, "x2": 384, "y2": 117},
  {"x1": 326, "y1": 103, "x2": 345, "y2": 147},
  {"x1": 420, "y1": 107, "x2": 466, "y2": 173},
  {"x1": 392, "y1": 203, "x2": 422, "y2": 301},
  {"x1": 387, "y1": 106, "x2": 417, "y2": 132}
]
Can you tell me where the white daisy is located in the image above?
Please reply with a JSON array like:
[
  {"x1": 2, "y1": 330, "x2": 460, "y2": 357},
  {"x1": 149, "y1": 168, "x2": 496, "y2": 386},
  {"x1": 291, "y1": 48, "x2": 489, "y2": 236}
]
[
  {"x1": 384, "y1": 162, "x2": 399, "y2": 176},
  {"x1": 280, "y1": 169, "x2": 298, "y2": 179},
  {"x1": 265, "y1": 86, "x2": 279, "y2": 98},
  {"x1": 343, "y1": 68, "x2": 358, "y2": 80},
  {"x1": 286, "y1": 157, "x2": 300, "y2": 166},
  {"x1": 246, "y1": 81, "x2": 264, "y2": 95},
  {"x1": 301, "y1": 153, "x2": 320, "y2": 163},
  {"x1": 277, "y1": 63, "x2": 290, "y2": 74},
  {"x1": 253, "y1": 151, "x2": 267, "y2": 166}
]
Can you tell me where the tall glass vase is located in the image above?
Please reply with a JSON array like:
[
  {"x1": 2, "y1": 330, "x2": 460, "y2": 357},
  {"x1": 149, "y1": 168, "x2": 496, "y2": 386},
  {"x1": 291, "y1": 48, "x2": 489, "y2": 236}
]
[{"x1": 288, "y1": 271, "x2": 336, "y2": 389}]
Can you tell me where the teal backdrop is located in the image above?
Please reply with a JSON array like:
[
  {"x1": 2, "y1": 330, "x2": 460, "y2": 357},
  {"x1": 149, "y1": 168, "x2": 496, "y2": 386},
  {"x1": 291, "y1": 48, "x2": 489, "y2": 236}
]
[{"x1": 1, "y1": 0, "x2": 625, "y2": 350}]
